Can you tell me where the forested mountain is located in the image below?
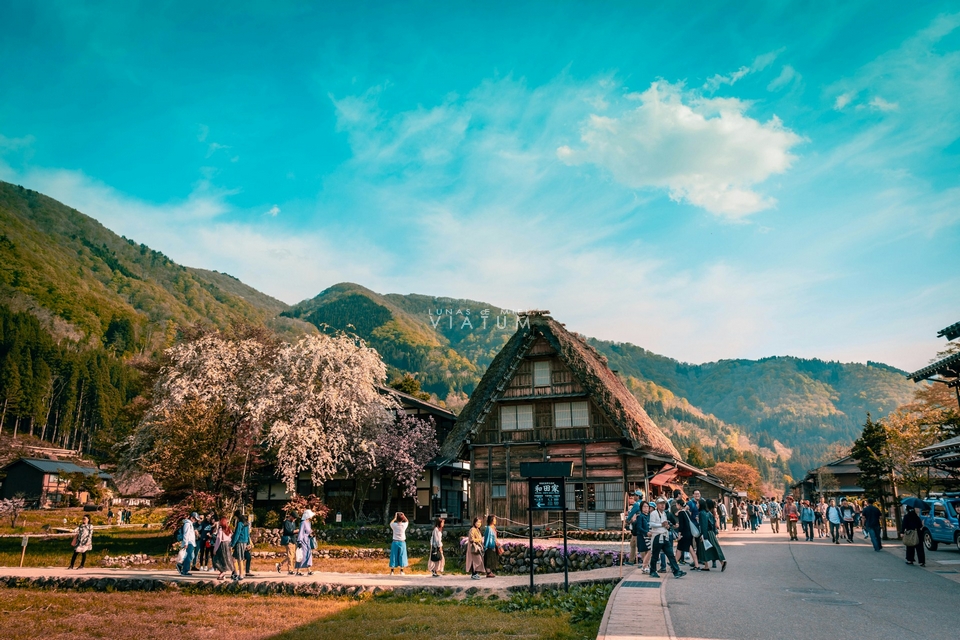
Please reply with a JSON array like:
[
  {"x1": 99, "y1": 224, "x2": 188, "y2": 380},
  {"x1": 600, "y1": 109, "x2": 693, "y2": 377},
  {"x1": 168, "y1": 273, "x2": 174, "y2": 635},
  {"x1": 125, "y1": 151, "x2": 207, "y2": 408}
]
[
  {"x1": 0, "y1": 181, "x2": 312, "y2": 456},
  {"x1": 286, "y1": 282, "x2": 916, "y2": 480},
  {"x1": 0, "y1": 180, "x2": 918, "y2": 481}
]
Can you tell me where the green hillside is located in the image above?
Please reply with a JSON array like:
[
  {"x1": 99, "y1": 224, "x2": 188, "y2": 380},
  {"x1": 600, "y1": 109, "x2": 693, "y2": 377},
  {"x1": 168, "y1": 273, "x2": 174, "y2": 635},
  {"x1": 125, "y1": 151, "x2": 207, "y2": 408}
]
[{"x1": 0, "y1": 181, "x2": 311, "y2": 353}]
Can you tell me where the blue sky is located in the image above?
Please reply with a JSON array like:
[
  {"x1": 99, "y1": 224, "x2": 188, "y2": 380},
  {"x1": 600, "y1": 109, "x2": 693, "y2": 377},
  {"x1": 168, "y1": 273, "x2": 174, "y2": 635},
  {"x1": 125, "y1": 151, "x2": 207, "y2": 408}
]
[{"x1": 1, "y1": 1, "x2": 958, "y2": 370}]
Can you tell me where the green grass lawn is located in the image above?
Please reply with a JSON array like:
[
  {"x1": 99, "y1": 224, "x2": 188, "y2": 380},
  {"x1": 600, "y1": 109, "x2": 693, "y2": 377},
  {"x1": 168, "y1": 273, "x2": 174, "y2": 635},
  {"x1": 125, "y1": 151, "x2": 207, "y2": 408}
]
[
  {"x1": 0, "y1": 584, "x2": 610, "y2": 639},
  {"x1": 0, "y1": 530, "x2": 173, "y2": 568},
  {"x1": 0, "y1": 506, "x2": 169, "y2": 535}
]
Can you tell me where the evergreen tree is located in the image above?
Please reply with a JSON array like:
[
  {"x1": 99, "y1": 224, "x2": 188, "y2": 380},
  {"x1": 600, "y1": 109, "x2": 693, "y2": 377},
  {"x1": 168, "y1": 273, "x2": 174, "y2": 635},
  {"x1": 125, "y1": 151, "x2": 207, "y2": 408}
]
[{"x1": 851, "y1": 413, "x2": 892, "y2": 536}]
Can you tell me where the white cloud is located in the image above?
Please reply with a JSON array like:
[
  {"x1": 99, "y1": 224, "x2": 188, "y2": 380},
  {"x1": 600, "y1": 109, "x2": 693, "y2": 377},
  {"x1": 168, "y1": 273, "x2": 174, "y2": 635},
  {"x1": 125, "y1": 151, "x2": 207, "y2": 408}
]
[
  {"x1": 704, "y1": 49, "x2": 784, "y2": 91},
  {"x1": 265, "y1": 204, "x2": 280, "y2": 217},
  {"x1": 767, "y1": 65, "x2": 799, "y2": 91},
  {"x1": 833, "y1": 92, "x2": 855, "y2": 110},
  {"x1": 197, "y1": 124, "x2": 209, "y2": 142},
  {"x1": 869, "y1": 96, "x2": 899, "y2": 112},
  {"x1": 557, "y1": 81, "x2": 803, "y2": 218}
]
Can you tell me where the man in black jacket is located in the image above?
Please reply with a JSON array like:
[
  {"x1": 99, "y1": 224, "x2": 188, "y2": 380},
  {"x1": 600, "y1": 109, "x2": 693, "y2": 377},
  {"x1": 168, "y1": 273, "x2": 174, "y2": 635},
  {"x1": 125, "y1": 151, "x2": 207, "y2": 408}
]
[{"x1": 861, "y1": 498, "x2": 883, "y2": 551}]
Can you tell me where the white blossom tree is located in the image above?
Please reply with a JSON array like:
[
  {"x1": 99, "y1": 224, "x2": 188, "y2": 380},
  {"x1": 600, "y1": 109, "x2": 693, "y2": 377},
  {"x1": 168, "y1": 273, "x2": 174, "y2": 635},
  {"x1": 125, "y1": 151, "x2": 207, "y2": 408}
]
[
  {"x1": 373, "y1": 412, "x2": 439, "y2": 525},
  {"x1": 265, "y1": 333, "x2": 397, "y2": 492}
]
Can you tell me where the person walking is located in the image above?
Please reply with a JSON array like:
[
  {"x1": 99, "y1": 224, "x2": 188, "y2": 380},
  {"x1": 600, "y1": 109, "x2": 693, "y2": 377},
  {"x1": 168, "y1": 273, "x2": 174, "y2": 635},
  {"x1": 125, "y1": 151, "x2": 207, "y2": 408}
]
[
  {"x1": 428, "y1": 518, "x2": 445, "y2": 577},
  {"x1": 840, "y1": 499, "x2": 856, "y2": 543},
  {"x1": 295, "y1": 509, "x2": 315, "y2": 576},
  {"x1": 783, "y1": 496, "x2": 799, "y2": 541},
  {"x1": 178, "y1": 512, "x2": 198, "y2": 576},
  {"x1": 767, "y1": 498, "x2": 781, "y2": 533},
  {"x1": 483, "y1": 515, "x2": 502, "y2": 578},
  {"x1": 212, "y1": 516, "x2": 233, "y2": 580},
  {"x1": 698, "y1": 499, "x2": 727, "y2": 572},
  {"x1": 196, "y1": 513, "x2": 213, "y2": 572},
  {"x1": 800, "y1": 501, "x2": 816, "y2": 541},
  {"x1": 230, "y1": 510, "x2": 252, "y2": 580},
  {"x1": 901, "y1": 505, "x2": 926, "y2": 567},
  {"x1": 676, "y1": 503, "x2": 700, "y2": 569},
  {"x1": 861, "y1": 498, "x2": 883, "y2": 551},
  {"x1": 826, "y1": 498, "x2": 843, "y2": 544},
  {"x1": 68, "y1": 515, "x2": 93, "y2": 570},
  {"x1": 466, "y1": 516, "x2": 485, "y2": 580},
  {"x1": 625, "y1": 493, "x2": 641, "y2": 565},
  {"x1": 717, "y1": 501, "x2": 727, "y2": 531},
  {"x1": 731, "y1": 501, "x2": 741, "y2": 531},
  {"x1": 389, "y1": 512, "x2": 409, "y2": 575},
  {"x1": 635, "y1": 501, "x2": 652, "y2": 573},
  {"x1": 649, "y1": 498, "x2": 685, "y2": 579},
  {"x1": 276, "y1": 512, "x2": 299, "y2": 575}
]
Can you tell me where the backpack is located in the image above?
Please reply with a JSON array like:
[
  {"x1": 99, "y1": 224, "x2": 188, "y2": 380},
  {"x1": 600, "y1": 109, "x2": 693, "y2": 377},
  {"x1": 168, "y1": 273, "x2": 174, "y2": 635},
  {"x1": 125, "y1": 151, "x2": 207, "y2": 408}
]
[{"x1": 176, "y1": 523, "x2": 185, "y2": 543}]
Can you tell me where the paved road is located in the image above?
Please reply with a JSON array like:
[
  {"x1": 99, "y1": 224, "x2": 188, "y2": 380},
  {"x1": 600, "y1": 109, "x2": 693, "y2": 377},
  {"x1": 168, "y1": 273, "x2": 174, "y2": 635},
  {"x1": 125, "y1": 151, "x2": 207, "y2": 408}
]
[{"x1": 665, "y1": 528, "x2": 960, "y2": 640}]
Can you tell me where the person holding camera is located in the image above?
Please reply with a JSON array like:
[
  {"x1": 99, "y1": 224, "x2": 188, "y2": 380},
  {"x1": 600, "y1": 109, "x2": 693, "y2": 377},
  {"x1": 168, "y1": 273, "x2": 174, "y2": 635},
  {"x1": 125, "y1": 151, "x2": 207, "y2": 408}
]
[
  {"x1": 389, "y1": 512, "x2": 409, "y2": 575},
  {"x1": 648, "y1": 498, "x2": 685, "y2": 579}
]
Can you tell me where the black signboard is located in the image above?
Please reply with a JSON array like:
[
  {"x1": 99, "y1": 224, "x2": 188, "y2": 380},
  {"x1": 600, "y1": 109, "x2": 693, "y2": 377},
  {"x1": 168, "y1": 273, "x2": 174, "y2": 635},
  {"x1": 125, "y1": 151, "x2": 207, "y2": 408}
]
[
  {"x1": 530, "y1": 478, "x2": 564, "y2": 511},
  {"x1": 520, "y1": 461, "x2": 574, "y2": 478}
]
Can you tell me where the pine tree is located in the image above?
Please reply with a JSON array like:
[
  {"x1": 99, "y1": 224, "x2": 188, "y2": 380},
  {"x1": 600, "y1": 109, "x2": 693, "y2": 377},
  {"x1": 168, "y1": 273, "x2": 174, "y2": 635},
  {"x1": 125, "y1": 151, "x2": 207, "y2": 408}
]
[{"x1": 851, "y1": 413, "x2": 892, "y2": 536}]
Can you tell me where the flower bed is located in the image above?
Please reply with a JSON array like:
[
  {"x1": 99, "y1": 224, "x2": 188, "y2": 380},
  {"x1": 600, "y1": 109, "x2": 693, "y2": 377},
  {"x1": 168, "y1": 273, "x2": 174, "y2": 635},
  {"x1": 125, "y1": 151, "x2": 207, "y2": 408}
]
[{"x1": 460, "y1": 541, "x2": 623, "y2": 574}]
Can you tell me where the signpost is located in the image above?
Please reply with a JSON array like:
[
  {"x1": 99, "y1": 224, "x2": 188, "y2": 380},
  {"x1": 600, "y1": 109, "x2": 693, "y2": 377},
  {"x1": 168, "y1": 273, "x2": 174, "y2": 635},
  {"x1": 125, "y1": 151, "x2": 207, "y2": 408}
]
[
  {"x1": 19, "y1": 535, "x2": 28, "y2": 568},
  {"x1": 520, "y1": 461, "x2": 573, "y2": 592}
]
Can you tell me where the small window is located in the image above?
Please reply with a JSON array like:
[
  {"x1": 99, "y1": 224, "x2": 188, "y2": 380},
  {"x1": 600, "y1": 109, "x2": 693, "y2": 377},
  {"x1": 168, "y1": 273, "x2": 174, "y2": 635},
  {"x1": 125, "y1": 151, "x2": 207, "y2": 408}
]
[
  {"x1": 501, "y1": 404, "x2": 533, "y2": 430},
  {"x1": 555, "y1": 401, "x2": 589, "y2": 428},
  {"x1": 533, "y1": 361, "x2": 551, "y2": 387},
  {"x1": 934, "y1": 503, "x2": 947, "y2": 518},
  {"x1": 492, "y1": 484, "x2": 507, "y2": 498}
]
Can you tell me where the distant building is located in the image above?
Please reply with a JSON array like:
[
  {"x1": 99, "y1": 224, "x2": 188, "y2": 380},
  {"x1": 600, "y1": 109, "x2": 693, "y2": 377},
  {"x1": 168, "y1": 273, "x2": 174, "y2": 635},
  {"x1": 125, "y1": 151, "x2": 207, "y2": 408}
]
[
  {"x1": 793, "y1": 455, "x2": 865, "y2": 502},
  {"x1": 439, "y1": 311, "x2": 702, "y2": 530},
  {"x1": 0, "y1": 458, "x2": 112, "y2": 508},
  {"x1": 111, "y1": 470, "x2": 163, "y2": 507}
]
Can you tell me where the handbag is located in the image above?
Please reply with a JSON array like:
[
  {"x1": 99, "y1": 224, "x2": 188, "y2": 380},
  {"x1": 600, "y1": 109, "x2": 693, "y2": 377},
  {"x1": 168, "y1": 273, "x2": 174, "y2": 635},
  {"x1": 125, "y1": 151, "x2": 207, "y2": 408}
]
[
  {"x1": 295, "y1": 546, "x2": 304, "y2": 563},
  {"x1": 430, "y1": 546, "x2": 442, "y2": 562},
  {"x1": 903, "y1": 529, "x2": 919, "y2": 547},
  {"x1": 470, "y1": 540, "x2": 483, "y2": 554},
  {"x1": 703, "y1": 538, "x2": 714, "y2": 551},
  {"x1": 309, "y1": 535, "x2": 317, "y2": 550},
  {"x1": 689, "y1": 520, "x2": 701, "y2": 538},
  {"x1": 176, "y1": 547, "x2": 187, "y2": 563}
]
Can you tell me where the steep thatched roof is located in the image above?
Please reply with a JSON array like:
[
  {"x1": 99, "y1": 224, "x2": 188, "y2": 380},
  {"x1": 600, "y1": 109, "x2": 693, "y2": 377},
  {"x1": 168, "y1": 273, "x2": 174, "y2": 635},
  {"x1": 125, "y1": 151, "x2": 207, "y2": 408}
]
[{"x1": 439, "y1": 313, "x2": 681, "y2": 460}]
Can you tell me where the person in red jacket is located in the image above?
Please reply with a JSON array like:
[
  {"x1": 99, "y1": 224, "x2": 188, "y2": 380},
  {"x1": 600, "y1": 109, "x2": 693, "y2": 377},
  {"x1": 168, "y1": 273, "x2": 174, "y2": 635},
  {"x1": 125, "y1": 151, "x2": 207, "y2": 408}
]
[{"x1": 783, "y1": 496, "x2": 800, "y2": 541}]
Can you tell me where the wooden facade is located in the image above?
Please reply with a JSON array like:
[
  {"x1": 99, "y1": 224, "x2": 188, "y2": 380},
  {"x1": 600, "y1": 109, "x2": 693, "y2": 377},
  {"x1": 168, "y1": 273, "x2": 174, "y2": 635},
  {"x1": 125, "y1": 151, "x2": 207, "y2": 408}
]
[{"x1": 441, "y1": 313, "x2": 692, "y2": 530}]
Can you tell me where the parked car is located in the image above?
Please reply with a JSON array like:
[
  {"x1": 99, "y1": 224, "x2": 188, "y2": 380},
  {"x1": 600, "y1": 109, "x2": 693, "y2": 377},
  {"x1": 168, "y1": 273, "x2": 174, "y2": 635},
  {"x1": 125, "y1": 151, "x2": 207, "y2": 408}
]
[{"x1": 921, "y1": 496, "x2": 960, "y2": 551}]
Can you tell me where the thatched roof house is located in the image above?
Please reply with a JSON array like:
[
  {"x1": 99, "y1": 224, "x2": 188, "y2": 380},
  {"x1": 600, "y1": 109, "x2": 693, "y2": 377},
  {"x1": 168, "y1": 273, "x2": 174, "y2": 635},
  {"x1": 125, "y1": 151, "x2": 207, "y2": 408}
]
[{"x1": 441, "y1": 311, "x2": 693, "y2": 529}]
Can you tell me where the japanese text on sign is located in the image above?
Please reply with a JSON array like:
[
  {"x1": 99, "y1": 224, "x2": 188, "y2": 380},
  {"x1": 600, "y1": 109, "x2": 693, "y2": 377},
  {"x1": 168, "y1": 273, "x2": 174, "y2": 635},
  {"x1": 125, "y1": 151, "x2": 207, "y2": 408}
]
[{"x1": 531, "y1": 480, "x2": 563, "y2": 510}]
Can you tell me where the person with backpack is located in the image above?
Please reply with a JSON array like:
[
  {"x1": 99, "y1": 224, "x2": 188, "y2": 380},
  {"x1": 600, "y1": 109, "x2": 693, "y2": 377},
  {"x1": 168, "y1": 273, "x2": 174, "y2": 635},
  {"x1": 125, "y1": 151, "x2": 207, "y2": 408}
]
[
  {"x1": 825, "y1": 498, "x2": 843, "y2": 544},
  {"x1": 176, "y1": 512, "x2": 198, "y2": 576},
  {"x1": 783, "y1": 496, "x2": 799, "y2": 541},
  {"x1": 195, "y1": 513, "x2": 213, "y2": 572},
  {"x1": 840, "y1": 499, "x2": 856, "y2": 543},
  {"x1": 276, "y1": 512, "x2": 299, "y2": 575},
  {"x1": 717, "y1": 501, "x2": 727, "y2": 531}
]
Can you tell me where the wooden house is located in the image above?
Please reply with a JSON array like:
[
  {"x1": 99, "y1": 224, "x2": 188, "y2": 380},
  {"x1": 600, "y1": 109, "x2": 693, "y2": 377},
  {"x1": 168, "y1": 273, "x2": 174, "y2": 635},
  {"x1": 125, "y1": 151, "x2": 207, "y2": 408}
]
[
  {"x1": 794, "y1": 455, "x2": 867, "y2": 501},
  {"x1": 439, "y1": 312, "x2": 697, "y2": 530},
  {"x1": 0, "y1": 458, "x2": 112, "y2": 508}
]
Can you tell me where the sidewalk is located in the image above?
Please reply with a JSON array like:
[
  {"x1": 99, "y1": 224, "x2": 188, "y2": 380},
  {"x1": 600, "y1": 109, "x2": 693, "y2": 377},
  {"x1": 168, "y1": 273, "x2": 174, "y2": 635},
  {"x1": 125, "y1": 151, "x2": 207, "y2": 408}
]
[
  {"x1": 595, "y1": 567, "x2": 674, "y2": 640},
  {"x1": 0, "y1": 562, "x2": 624, "y2": 592}
]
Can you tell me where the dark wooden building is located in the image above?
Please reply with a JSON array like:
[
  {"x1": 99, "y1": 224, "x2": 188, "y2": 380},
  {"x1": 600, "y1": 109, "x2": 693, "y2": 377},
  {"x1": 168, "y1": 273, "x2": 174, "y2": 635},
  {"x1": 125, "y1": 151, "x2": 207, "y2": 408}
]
[
  {"x1": 0, "y1": 458, "x2": 112, "y2": 507},
  {"x1": 439, "y1": 312, "x2": 692, "y2": 530},
  {"x1": 793, "y1": 455, "x2": 866, "y2": 502}
]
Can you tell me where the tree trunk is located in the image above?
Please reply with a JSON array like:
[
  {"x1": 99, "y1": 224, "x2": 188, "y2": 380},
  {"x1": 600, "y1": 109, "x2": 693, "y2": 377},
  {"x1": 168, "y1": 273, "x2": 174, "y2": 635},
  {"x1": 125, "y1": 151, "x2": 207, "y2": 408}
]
[
  {"x1": 382, "y1": 475, "x2": 394, "y2": 526},
  {"x1": 891, "y1": 481, "x2": 902, "y2": 539},
  {"x1": 0, "y1": 398, "x2": 7, "y2": 436},
  {"x1": 12, "y1": 415, "x2": 19, "y2": 439}
]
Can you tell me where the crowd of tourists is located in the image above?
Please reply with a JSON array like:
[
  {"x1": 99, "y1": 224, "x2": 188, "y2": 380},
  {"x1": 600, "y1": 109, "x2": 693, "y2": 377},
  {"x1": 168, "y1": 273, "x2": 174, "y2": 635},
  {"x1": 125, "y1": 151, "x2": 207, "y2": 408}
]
[
  {"x1": 171, "y1": 508, "x2": 319, "y2": 581},
  {"x1": 624, "y1": 489, "x2": 727, "y2": 579}
]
